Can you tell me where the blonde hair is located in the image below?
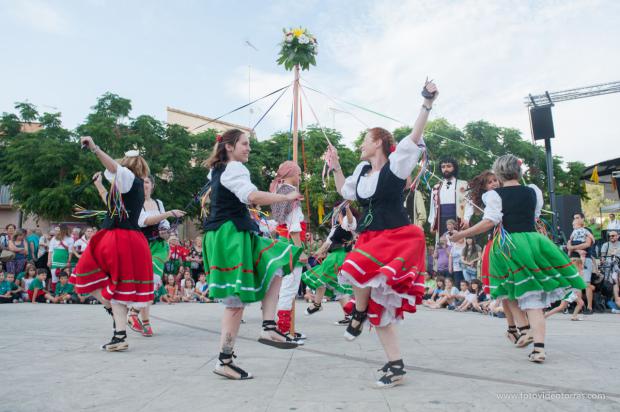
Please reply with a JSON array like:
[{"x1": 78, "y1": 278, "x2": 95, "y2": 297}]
[
  {"x1": 492, "y1": 154, "x2": 521, "y2": 182},
  {"x1": 118, "y1": 156, "x2": 150, "y2": 179}
]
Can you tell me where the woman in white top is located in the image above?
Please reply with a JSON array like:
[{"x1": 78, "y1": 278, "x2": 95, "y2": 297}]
[{"x1": 327, "y1": 80, "x2": 438, "y2": 388}]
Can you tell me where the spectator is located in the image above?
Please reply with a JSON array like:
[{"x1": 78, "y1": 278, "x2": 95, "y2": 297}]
[
  {"x1": 16, "y1": 262, "x2": 36, "y2": 289},
  {"x1": 461, "y1": 237, "x2": 481, "y2": 282},
  {"x1": 423, "y1": 276, "x2": 445, "y2": 306},
  {"x1": 35, "y1": 228, "x2": 54, "y2": 270},
  {"x1": 164, "y1": 274, "x2": 179, "y2": 303},
  {"x1": 47, "y1": 225, "x2": 74, "y2": 291},
  {"x1": 452, "y1": 280, "x2": 470, "y2": 310},
  {"x1": 72, "y1": 227, "x2": 93, "y2": 262},
  {"x1": 28, "y1": 269, "x2": 52, "y2": 303},
  {"x1": 449, "y1": 235, "x2": 465, "y2": 286},
  {"x1": 426, "y1": 245, "x2": 435, "y2": 276},
  {"x1": 181, "y1": 278, "x2": 196, "y2": 302},
  {"x1": 607, "y1": 214, "x2": 620, "y2": 231},
  {"x1": 423, "y1": 271, "x2": 436, "y2": 300},
  {"x1": 426, "y1": 277, "x2": 458, "y2": 309},
  {"x1": 567, "y1": 213, "x2": 596, "y2": 315},
  {"x1": 188, "y1": 236, "x2": 203, "y2": 280},
  {"x1": 53, "y1": 271, "x2": 76, "y2": 304},
  {"x1": 434, "y1": 237, "x2": 451, "y2": 278},
  {"x1": 20, "y1": 265, "x2": 37, "y2": 301},
  {"x1": 442, "y1": 219, "x2": 458, "y2": 244},
  {"x1": 0, "y1": 272, "x2": 22, "y2": 303},
  {"x1": 195, "y1": 273, "x2": 212, "y2": 303},
  {"x1": 600, "y1": 230, "x2": 620, "y2": 263},
  {"x1": 0, "y1": 223, "x2": 16, "y2": 251},
  {"x1": 7, "y1": 229, "x2": 29, "y2": 276},
  {"x1": 26, "y1": 229, "x2": 41, "y2": 262}
]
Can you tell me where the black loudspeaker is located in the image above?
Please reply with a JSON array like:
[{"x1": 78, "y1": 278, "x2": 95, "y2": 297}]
[
  {"x1": 530, "y1": 106, "x2": 555, "y2": 140},
  {"x1": 555, "y1": 194, "x2": 582, "y2": 239}
]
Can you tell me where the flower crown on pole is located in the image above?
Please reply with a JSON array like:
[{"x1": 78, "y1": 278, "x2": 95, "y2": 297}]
[{"x1": 277, "y1": 27, "x2": 318, "y2": 71}]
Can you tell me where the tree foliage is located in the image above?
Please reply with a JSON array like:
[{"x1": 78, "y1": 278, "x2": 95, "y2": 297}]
[{"x1": 0, "y1": 94, "x2": 587, "y2": 232}]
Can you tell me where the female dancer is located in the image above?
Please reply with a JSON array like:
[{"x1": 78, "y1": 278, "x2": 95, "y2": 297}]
[
  {"x1": 203, "y1": 129, "x2": 303, "y2": 380},
  {"x1": 127, "y1": 175, "x2": 186, "y2": 337},
  {"x1": 463, "y1": 170, "x2": 532, "y2": 345},
  {"x1": 303, "y1": 202, "x2": 357, "y2": 322},
  {"x1": 450, "y1": 155, "x2": 586, "y2": 363},
  {"x1": 326, "y1": 80, "x2": 438, "y2": 388},
  {"x1": 70, "y1": 137, "x2": 154, "y2": 352}
]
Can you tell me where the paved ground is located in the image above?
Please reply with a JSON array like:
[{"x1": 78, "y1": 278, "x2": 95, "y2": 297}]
[{"x1": 1, "y1": 301, "x2": 619, "y2": 412}]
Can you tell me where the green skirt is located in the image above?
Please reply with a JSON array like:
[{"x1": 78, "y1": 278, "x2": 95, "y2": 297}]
[
  {"x1": 203, "y1": 221, "x2": 302, "y2": 303},
  {"x1": 489, "y1": 232, "x2": 586, "y2": 309},
  {"x1": 302, "y1": 248, "x2": 352, "y2": 298},
  {"x1": 51, "y1": 248, "x2": 70, "y2": 270},
  {"x1": 149, "y1": 239, "x2": 170, "y2": 278}
]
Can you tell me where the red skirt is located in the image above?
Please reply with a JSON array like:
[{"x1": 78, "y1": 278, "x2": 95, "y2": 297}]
[
  {"x1": 338, "y1": 225, "x2": 426, "y2": 326},
  {"x1": 69, "y1": 229, "x2": 154, "y2": 305},
  {"x1": 480, "y1": 239, "x2": 492, "y2": 295}
]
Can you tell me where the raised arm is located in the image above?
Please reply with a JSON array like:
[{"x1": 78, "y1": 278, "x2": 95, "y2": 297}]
[
  {"x1": 81, "y1": 136, "x2": 118, "y2": 174},
  {"x1": 408, "y1": 80, "x2": 438, "y2": 145}
]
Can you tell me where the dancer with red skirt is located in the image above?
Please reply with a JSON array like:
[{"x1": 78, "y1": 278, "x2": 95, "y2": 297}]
[
  {"x1": 326, "y1": 80, "x2": 438, "y2": 388},
  {"x1": 70, "y1": 136, "x2": 154, "y2": 352}
]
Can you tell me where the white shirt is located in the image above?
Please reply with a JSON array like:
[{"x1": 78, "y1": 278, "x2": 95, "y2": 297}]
[
  {"x1": 49, "y1": 237, "x2": 75, "y2": 253},
  {"x1": 607, "y1": 220, "x2": 620, "y2": 230},
  {"x1": 341, "y1": 135, "x2": 425, "y2": 201},
  {"x1": 37, "y1": 235, "x2": 49, "y2": 259},
  {"x1": 73, "y1": 237, "x2": 89, "y2": 255},
  {"x1": 482, "y1": 184, "x2": 544, "y2": 225},
  {"x1": 138, "y1": 199, "x2": 170, "y2": 229},
  {"x1": 440, "y1": 177, "x2": 457, "y2": 204},
  {"x1": 325, "y1": 216, "x2": 358, "y2": 245},
  {"x1": 104, "y1": 164, "x2": 136, "y2": 194},
  {"x1": 207, "y1": 161, "x2": 257, "y2": 204}
]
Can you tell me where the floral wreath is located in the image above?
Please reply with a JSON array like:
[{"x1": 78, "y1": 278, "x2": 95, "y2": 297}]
[{"x1": 276, "y1": 27, "x2": 318, "y2": 71}]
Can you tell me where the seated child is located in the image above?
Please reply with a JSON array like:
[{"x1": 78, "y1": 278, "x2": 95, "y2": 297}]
[
  {"x1": 28, "y1": 269, "x2": 53, "y2": 303},
  {"x1": 181, "y1": 278, "x2": 196, "y2": 302},
  {"x1": 194, "y1": 273, "x2": 212, "y2": 303},
  {"x1": 0, "y1": 272, "x2": 23, "y2": 303},
  {"x1": 53, "y1": 272, "x2": 76, "y2": 303}
]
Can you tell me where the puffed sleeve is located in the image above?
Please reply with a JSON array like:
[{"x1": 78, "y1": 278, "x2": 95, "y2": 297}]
[
  {"x1": 341, "y1": 162, "x2": 369, "y2": 201},
  {"x1": 481, "y1": 191, "x2": 503, "y2": 224},
  {"x1": 104, "y1": 164, "x2": 136, "y2": 194},
  {"x1": 285, "y1": 206, "x2": 304, "y2": 233},
  {"x1": 341, "y1": 215, "x2": 357, "y2": 232},
  {"x1": 138, "y1": 208, "x2": 148, "y2": 228},
  {"x1": 528, "y1": 184, "x2": 544, "y2": 219},
  {"x1": 388, "y1": 135, "x2": 426, "y2": 180},
  {"x1": 220, "y1": 161, "x2": 258, "y2": 204},
  {"x1": 464, "y1": 202, "x2": 474, "y2": 223}
]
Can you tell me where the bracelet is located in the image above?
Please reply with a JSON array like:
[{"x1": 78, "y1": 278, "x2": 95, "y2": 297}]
[
  {"x1": 90, "y1": 145, "x2": 100, "y2": 153},
  {"x1": 332, "y1": 166, "x2": 341, "y2": 172},
  {"x1": 422, "y1": 104, "x2": 432, "y2": 112}
]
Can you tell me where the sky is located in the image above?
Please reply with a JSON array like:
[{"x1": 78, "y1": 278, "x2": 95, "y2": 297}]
[{"x1": 1, "y1": 0, "x2": 619, "y2": 167}]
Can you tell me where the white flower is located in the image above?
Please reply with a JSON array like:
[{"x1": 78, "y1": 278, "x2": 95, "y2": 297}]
[
  {"x1": 285, "y1": 33, "x2": 293, "y2": 42},
  {"x1": 298, "y1": 34, "x2": 309, "y2": 44}
]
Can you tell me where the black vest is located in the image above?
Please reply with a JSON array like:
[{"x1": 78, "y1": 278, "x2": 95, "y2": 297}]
[
  {"x1": 141, "y1": 199, "x2": 164, "y2": 241},
  {"x1": 494, "y1": 186, "x2": 536, "y2": 233},
  {"x1": 356, "y1": 163, "x2": 410, "y2": 232},
  {"x1": 329, "y1": 225, "x2": 354, "y2": 252},
  {"x1": 101, "y1": 176, "x2": 144, "y2": 231},
  {"x1": 203, "y1": 165, "x2": 258, "y2": 233}
]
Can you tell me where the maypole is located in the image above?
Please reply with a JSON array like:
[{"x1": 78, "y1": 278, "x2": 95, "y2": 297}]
[{"x1": 277, "y1": 27, "x2": 318, "y2": 337}]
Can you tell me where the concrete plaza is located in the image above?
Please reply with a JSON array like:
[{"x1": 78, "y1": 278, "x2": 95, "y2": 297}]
[{"x1": 1, "y1": 301, "x2": 618, "y2": 412}]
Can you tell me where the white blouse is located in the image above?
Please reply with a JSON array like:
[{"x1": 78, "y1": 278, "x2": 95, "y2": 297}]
[
  {"x1": 341, "y1": 135, "x2": 425, "y2": 201},
  {"x1": 325, "y1": 216, "x2": 358, "y2": 244},
  {"x1": 482, "y1": 184, "x2": 544, "y2": 225},
  {"x1": 104, "y1": 164, "x2": 135, "y2": 194},
  {"x1": 207, "y1": 161, "x2": 257, "y2": 205},
  {"x1": 138, "y1": 199, "x2": 170, "y2": 229}
]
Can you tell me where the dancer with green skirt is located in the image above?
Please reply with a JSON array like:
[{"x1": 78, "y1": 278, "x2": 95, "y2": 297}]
[
  {"x1": 203, "y1": 129, "x2": 303, "y2": 380},
  {"x1": 450, "y1": 154, "x2": 586, "y2": 363}
]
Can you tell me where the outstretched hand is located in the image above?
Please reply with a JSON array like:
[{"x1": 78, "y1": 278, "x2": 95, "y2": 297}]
[
  {"x1": 284, "y1": 191, "x2": 303, "y2": 202},
  {"x1": 80, "y1": 136, "x2": 95, "y2": 149}
]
